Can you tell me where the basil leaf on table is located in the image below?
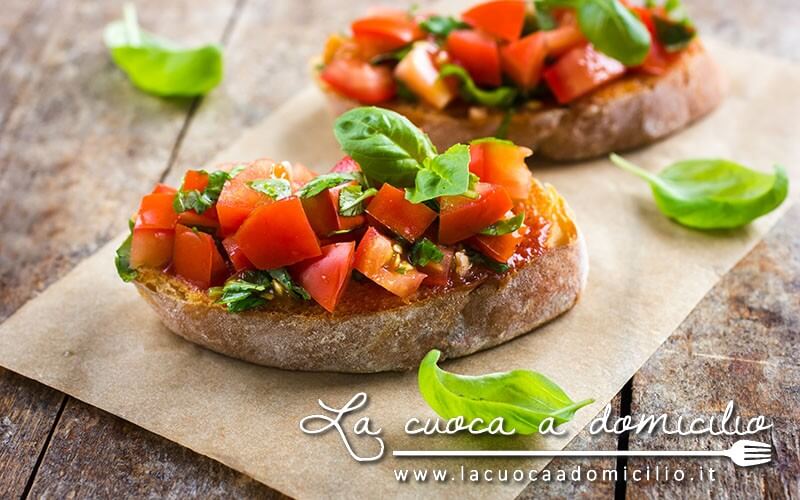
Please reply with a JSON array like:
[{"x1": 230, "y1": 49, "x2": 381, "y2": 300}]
[
  {"x1": 248, "y1": 178, "x2": 292, "y2": 200},
  {"x1": 418, "y1": 350, "x2": 594, "y2": 434},
  {"x1": 115, "y1": 219, "x2": 137, "y2": 282},
  {"x1": 409, "y1": 238, "x2": 444, "y2": 267},
  {"x1": 439, "y1": 64, "x2": 518, "y2": 108},
  {"x1": 406, "y1": 144, "x2": 472, "y2": 204},
  {"x1": 104, "y1": 4, "x2": 223, "y2": 97},
  {"x1": 334, "y1": 107, "x2": 438, "y2": 187},
  {"x1": 611, "y1": 154, "x2": 790, "y2": 230},
  {"x1": 480, "y1": 212, "x2": 525, "y2": 236}
]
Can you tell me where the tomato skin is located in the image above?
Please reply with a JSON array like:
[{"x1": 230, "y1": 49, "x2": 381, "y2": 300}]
[
  {"x1": 500, "y1": 32, "x2": 547, "y2": 90},
  {"x1": 439, "y1": 182, "x2": 513, "y2": 244},
  {"x1": 301, "y1": 181, "x2": 366, "y2": 237},
  {"x1": 321, "y1": 58, "x2": 397, "y2": 104},
  {"x1": 222, "y1": 235, "x2": 253, "y2": 272},
  {"x1": 172, "y1": 224, "x2": 227, "y2": 289},
  {"x1": 177, "y1": 205, "x2": 220, "y2": 230},
  {"x1": 181, "y1": 170, "x2": 209, "y2": 191},
  {"x1": 462, "y1": 0, "x2": 527, "y2": 42},
  {"x1": 446, "y1": 30, "x2": 502, "y2": 87},
  {"x1": 543, "y1": 44, "x2": 626, "y2": 104},
  {"x1": 216, "y1": 160, "x2": 275, "y2": 236},
  {"x1": 151, "y1": 183, "x2": 177, "y2": 195},
  {"x1": 130, "y1": 229, "x2": 174, "y2": 270},
  {"x1": 471, "y1": 225, "x2": 527, "y2": 262},
  {"x1": 291, "y1": 163, "x2": 317, "y2": 187},
  {"x1": 234, "y1": 197, "x2": 322, "y2": 270},
  {"x1": 330, "y1": 156, "x2": 361, "y2": 173},
  {"x1": 394, "y1": 42, "x2": 456, "y2": 110},
  {"x1": 366, "y1": 184, "x2": 438, "y2": 242},
  {"x1": 351, "y1": 15, "x2": 423, "y2": 53},
  {"x1": 290, "y1": 242, "x2": 356, "y2": 312},
  {"x1": 543, "y1": 15, "x2": 586, "y2": 57},
  {"x1": 469, "y1": 140, "x2": 533, "y2": 200},
  {"x1": 354, "y1": 227, "x2": 426, "y2": 298},
  {"x1": 629, "y1": 7, "x2": 669, "y2": 76},
  {"x1": 134, "y1": 193, "x2": 178, "y2": 231},
  {"x1": 421, "y1": 247, "x2": 453, "y2": 287}
]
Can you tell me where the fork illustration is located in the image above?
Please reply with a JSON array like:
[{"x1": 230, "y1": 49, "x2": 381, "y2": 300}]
[{"x1": 393, "y1": 439, "x2": 773, "y2": 467}]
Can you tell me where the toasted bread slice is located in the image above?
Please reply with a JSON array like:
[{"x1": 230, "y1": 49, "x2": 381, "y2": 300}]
[
  {"x1": 133, "y1": 182, "x2": 588, "y2": 373},
  {"x1": 322, "y1": 42, "x2": 726, "y2": 161}
]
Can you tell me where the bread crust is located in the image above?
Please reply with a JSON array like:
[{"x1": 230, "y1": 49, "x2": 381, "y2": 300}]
[
  {"x1": 133, "y1": 233, "x2": 587, "y2": 373},
  {"x1": 323, "y1": 42, "x2": 726, "y2": 161}
]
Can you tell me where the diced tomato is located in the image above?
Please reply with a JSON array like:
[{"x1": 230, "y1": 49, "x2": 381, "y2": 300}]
[
  {"x1": 172, "y1": 224, "x2": 227, "y2": 289},
  {"x1": 302, "y1": 181, "x2": 366, "y2": 237},
  {"x1": 421, "y1": 247, "x2": 453, "y2": 287},
  {"x1": 354, "y1": 227, "x2": 426, "y2": 298},
  {"x1": 234, "y1": 197, "x2": 321, "y2": 270},
  {"x1": 439, "y1": 182, "x2": 513, "y2": 244},
  {"x1": 216, "y1": 160, "x2": 275, "y2": 236},
  {"x1": 543, "y1": 44, "x2": 626, "y2": 104},
  {"x1": 394, "y1": 42, "x2": 456, "y2": 109},
  {"x1": 180, "y1": 170, "x2": 209, "y2": 191},
  {"x1": 320, "y1": 58, "x2": 397, "y2": 104},
  {"x1": 130, "y1": 229, "x2": 174, "y2": 270},
  {"x1": 469, "y1": 140, "x2": 533, "y2": 200},
  {"x1": 290, "y1": 242, "x2": 356, "y2": 312},
  {"x1": 222, "y1": 236, "x2": 253, "y2": 272},
  {"x1": 543, "y1": 25, "x2": 586, "y2": 57},
  {"x1": 471, "y1": 224, "x2": 527, "y2": 262},
  {"x1": 134, "y1": 193, "x2": 178, "y2": 231},
  {"x1": 151, "y1": 183, "x2": 177, "y2": 195},
  {"x1": 446, "y1": 30, "x2": 502, "y2": 87},
  {"x1": 462, "y1": 0, "x2": 527, "y2": 42},
  {"x1": 500, "y1": 32, "x2": 546, "y2": 90},
  {"x1": 177, "y1": 205, "x2": 220, "y2": 230},
  {"x1": 366, "y1": 184, "x2": 438, "y2": 242},
  {"x1": 352, "y1": 15, "x2": 423, "y2": 53},
  {"x1": 291, "y1": 163, "x2": 317, "y2": 187},
  {"x1": 629, "y1": 7, "x2": 669, "y2": 75},
  {"x1": 330, "y1": 156, "x2": 361, "y2": 173}
]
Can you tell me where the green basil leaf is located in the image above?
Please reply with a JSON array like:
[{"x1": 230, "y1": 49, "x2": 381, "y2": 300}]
[
  {"x1": 115, "y1": 219, "x2": 137, "y2": 282},
  {"x1": 653, "y1": 15, "x2": 696, "y2": 52},
  {"x1": 409, "y1": 238, "x2": 445, "y2": 267},
  {"x1": 215, "y1": 269, "x2": 309, "y2": 312},
  {"x1": 371, "y1": 45, "x2": 413, "y2": 64},
  {"x1": 418, "y1": 350, "x2": 594, "y2": 435},
  {"x1": 248, "y1": 178, "x2": 292, "y2": 200},
  {"x1": 268, "y1": 269, "x2": 311, "y2": 300},
  {"x1": 173, "y1": 170, "x2": 231, "y2": 214},
  {"x1": 576, "y1": 0, "x2": 651, "y2": 66},
  {"x1": 334, "y1": 107, "x2": 437, "y2": 187},
  {"x1": 480, "y1": 212, "x2": 525, "y2": 236},
  {"x1": 439, "y1": 64, "x2": 518, "y2": 108},
  {"x1": 465, "y1": 248, "x2": 511, "y2": 271},
  {"x1": 419, "y1": 15, "x2": 470, "y2": 39},
  {"x1": 296, "y1": 172, "x2": 358, "y2": 199},
  {"x1": 405, "y1": 144, "x2": 471, "y2": 204},
  {"x1": 338, "y1": 185, "x2": 378, "y2": 216},
  {"x1": 104, "y1": 5, "x2": 223, "y2": 97},
  {"x1": 611, "y1": 154, "x2": 790, "y2": 230}
]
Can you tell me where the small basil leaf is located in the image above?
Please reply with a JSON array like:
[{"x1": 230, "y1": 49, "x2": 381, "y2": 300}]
[
  {"x1": 611, "y1": 154, "x2": 790, "y2": 230},
  {"x1": 115, "y1": 219, "x2": 137, "y2": 282},
  {"x1": 173, "y1": 170, "x2": 231, "y2": 214},
  {"x1": 465, "y1": 248, "x2": 511, "y2": 271},
  {"x1": 248, "y1": 178, "x2": 292, "y2": 200},
  {"x1": 653, "y1": 15, "x2": 696, "y2": 52},
  {"x1": 480, "y1": 212, "x2": 525, "y2": 236},
  {"x1": 405, "y1": 144, "x2": 471, "y2": 204},
  {"x1": 104, "y1": 4, "x2": 223, "y2": 97},
  {"x1": 214, "y1": 269, "x2": 309, "y2": 312},
  {"x1": 296, "y1": 173, "x2": 358, "y2": 199},
  {"x1": 439, "y1": 64, "x2": 518, "y2": 108},
  {"x1": 418, "y1": 350, "x2": 594, "y2": 435},
  {"x1": 419, "y1": 15, "x2": 470, "y2": 39},
  {"x1": 334, "y1": 107, "x2": 437, "y2": 187},
  {"x1": 371, "y1": 45, "x2": 413, "y2": 64},
  {"x1": 409, "y1": 238, "x2": 444, "y2": 267},
  {"x1": 338, "y1": 185, "x2": 378, "y2": 217},
  {"x1": 268, "y1": 269, "x2": 311, "y2": 300},
  {"x1": 576, "y1": 0, "x2": 651, "y2": 66}
]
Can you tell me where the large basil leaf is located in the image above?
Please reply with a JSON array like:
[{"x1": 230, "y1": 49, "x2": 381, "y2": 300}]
[
  {"x1": 405, "y1": 144, "x2": 471, "y2": 204},
  {"x1": 418, "y1": 350, "x2": 593, "y2": 435},
  {"x1": 611, "y1": 154, "x2": 790, "y2": 230},
  {"x1": 334, "y1": 107, "x2": 437, "y2": 187},
  {"x1": 104, "y1": 5, "x2": 223, "y2": 97}
]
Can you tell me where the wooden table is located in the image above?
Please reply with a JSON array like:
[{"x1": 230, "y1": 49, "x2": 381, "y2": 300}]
[{"x1": 1, "y1": 1, "x2": 797, "y2": 497}]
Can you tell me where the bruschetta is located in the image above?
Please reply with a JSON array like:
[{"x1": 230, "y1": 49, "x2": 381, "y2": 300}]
[
  {"x1": 316, "y1": 0, "x2": 725, "y2": 161},
  {"x1": 116, "y1": 107, "x2": 587, "y2": 372}
]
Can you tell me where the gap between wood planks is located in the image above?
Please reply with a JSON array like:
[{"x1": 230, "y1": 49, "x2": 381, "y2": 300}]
[{"x1": 18, "y1": 0, "x2": 249, "y2": 494}]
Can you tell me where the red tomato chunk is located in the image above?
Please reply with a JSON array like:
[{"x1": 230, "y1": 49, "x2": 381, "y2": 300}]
[
  {"x1": 302, "y1": 181, "x2": 365, "y2": 237},
  {"x1": 439, "y1": 183, "x2": 513, "y2": 244},
  {"x1": 172, "y1": 224, "x2": 227, "y2": 289},
  {"x1": 130, "y1": 229, "x2": 174, "y2": 270},
  {"x1": 354, "y1": 227, "x2": 426, "y2": 298},
  {"x1": 291, "y1": 242, "x2": 356, "y2": 312},
  {"x1": 366, "y1": 184, "x2": 437, "y2": 242}
]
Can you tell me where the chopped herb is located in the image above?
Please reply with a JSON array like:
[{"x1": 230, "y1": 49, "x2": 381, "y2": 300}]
[
  {"x1": 409, "y1": 238, "x2": 444, "y2": 267},
  {"x1": 466, "y1": 249, "x2": 511, "y2": 273},
  {"x1": 653, "y1": 15, "x2": 696, "y2": 52},
  {"x1": 371, "y1": 45, "x2": 413, "y2": 64},
  {"x1": 419, "y1": 15, "x2": 469, "y2": 39},
  {"x1": 173, "y1": 169, "x2": 231, "y2": 214},
  {"x1": 439, "y1": 64, "x2": 518, "y2": 108},
  {"x1": 296, "y1": 172, "x2": 359, "y2": 198},
  {"x1": 480, "y1": 213, "x2": 525, "y2": 236},
  {"x1": 338, "y1": 185, "x2": 378, "y2": 216},
  {"x1": 214, "y1": 269, "x2": 310, "y2": 312},
  {"x1": 115, "y1": 219, "x2": 137, "y2": 282},
  {"x1": 248, "y1": 178, "x2": 292, "y2": 200}
]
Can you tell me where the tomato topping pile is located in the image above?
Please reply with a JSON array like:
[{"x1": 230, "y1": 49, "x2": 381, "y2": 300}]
[
  {"x1": 320, "y1": 0, "x2": 695, "y2": 107},
  {"x1": 120, "y1": 134, "x2": 542, "y2": 313}
]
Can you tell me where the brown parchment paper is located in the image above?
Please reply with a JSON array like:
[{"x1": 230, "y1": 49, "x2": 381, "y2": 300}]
[{"x1": 0, "y1": 40, "x2": 798, "y2": 499}]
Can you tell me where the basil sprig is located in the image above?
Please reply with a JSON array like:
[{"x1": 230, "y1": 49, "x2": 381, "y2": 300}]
[
  {"x1": 418, "y1": 350, "x2": 594, "y2": 435},
  {"x1": 611, "y1": 154, "x2": 789, "y2": 230},
  {"x1": 104, "y1": 4, "x2": 223, "y2": 97},
  {"x1": 409, "y1": 238, "x2": 444, "y2": 267},
  {"x1": 115, "y1": 219, "x2": 137, "y2": 282},
  {"x1": 439, "y1": 64, "x2": 518, "y2": 108},
  {"x1": 173, "y1": 170, "x2": 231, "y2": 214},
  {"x1": 338, "y1": 185, "x2": 378, "y2": 216},
  {"x1": 296, "y1": 172, "x2": 360, "y2": 199},
  {"x1": 212, "y1": 269, "x2": 310, "y2": 312},
  {"x1": 480, "y1": 212, "x2": 525, "y2": 236},
  {"x1": 334, "y1": 107, "x2": 473, "y2": 204},
  {"x1": 538, "y1": 0, "x2": 651, "y2": 66},
  {"x1": 419, "y1": 15, "x2": 469, "y2": 39},
  {"x1": 248, "y1": 178, "x2": 292, "y2": 200}
]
